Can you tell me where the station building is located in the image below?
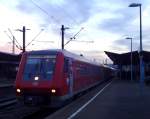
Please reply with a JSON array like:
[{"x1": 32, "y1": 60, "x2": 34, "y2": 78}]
[
  {"x1": 105, "y1": 51, "x2": 150, "y2": 81},
  {"x1": 0, "y1": 52, "x2": 21, "y2": 83}
]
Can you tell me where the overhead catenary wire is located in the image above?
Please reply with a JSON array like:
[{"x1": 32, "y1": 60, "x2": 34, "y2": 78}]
[
  {"x1": 26, "y1": 29, "x2": 44, "y2": 48},
  {"x1": 4, "y1": 31, "x2": 22, "y2": 50},
  {"x1": 30, "y1": 0, "x2": 60, "y2": 47},
  {"x1": 51, "y1": 0, "x2": 86, "y2": 30},
  {"x1": 31, "y1": 1, "x2": 85, "y2": 36},
  {"x1": 35, "y1": 40, "x2": 54, "y2": 43},
  {"x1": 30, "y1": 0, "x2": 60, "y2": 24},
  {"x1": 69, "y1": 40, "x2": 94, "y2": 43},
  {"x1": 31, "y1": 0, "x2": 80, "y2": 30},
  {"x1": 8, "y1": 28, "x2": 22, "y2": 49},
  {"x1": 31, "y1": 0, "x2": 93, "y2": 49},
  {"x1": 70, "y1": 27, "x2": 84, "y2": 39},
  {"x1": 29, "y1": 40, "x2": 54, "y2": 48},
  {"x1": 52, "y1": 3, "x2": 79, "y2": 25},
  {"x1": 64, "y1": 27, "x2": 84, "y2": 46}
]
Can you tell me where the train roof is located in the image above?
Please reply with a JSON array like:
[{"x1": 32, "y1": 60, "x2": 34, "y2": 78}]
[{"x1": 27, "y1": 49, "x2": 101, "y2": 66}]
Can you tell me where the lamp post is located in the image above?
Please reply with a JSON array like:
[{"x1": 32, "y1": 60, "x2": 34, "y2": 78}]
[
  {"x1": 126, "y1": 37, "x2": 133, "y2": 81},
  {"x1": 129, "y1": 3, "x2": 144, "y2": 83}
]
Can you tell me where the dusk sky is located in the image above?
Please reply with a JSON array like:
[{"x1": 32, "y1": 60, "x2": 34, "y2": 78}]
[{"x1": 0, "y1": 0, "x2": 150, "y2": 63}]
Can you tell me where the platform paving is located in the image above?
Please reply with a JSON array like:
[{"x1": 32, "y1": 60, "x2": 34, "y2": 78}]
[{"x1": 46, "y1": 80, "x2": 150, "y2": 119}]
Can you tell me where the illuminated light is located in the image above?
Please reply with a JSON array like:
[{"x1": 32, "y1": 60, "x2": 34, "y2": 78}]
[
  {"x1": 51, "y1": 89, "x2": 56, "y2": 93},
  {"x1": 16, "y1": 89, "x2": 21, "y2": 93},
  {"x1": 34, "y1": 76, "x2": 39, "y2": 81}
]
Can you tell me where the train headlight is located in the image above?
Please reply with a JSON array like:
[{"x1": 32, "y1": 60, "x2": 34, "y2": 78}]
[
  {"x1": 16, "y1": 88, "x2": 21, "y2": 93},
  {"x1": 51, "y1": 89, "x2": 56, "y2": 94},
  {"x1": 34, "y1": 76, "x2": 39, "y2": 81}
]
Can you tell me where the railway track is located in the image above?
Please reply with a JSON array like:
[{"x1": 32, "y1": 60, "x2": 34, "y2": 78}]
[
  {"x1": 0, "y1": 102, "x2": 40, "y2": 119},
  {"x1": 0, "y1": 98, "x2": 58, "y2": 119},
  {"x1": 0, "y1": 91, "x2": 88, "y2": 119},
  {"x1": 0, "y1": 98, "x2": 17, "y2": 109},
  {"x1": 0, "y1": 80, "x2": 111, "y2": 119},
  {"x1": 22, "y1": 108, "x2": 57, "y2": 119}
]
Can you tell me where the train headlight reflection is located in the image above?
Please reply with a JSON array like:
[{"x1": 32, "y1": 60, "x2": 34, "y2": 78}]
[
  {"x1": 16, "y1": 89, "x2": 21, "y2": 93},
  {"x1": 51, "y1": 89, "x2": 56, "y2": 93},
  {"x1": 34, "y1": 76, "x2": 39, "y2": 81}
]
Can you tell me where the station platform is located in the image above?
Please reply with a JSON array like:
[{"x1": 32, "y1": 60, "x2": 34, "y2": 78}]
[{"x1": 45, "y1": 79, "x2": 150, "y2": 119}]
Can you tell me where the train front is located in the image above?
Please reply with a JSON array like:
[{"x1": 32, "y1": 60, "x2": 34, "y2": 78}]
[{"x1": 15, "y1": 51, "x2": 65, "y2": 107}]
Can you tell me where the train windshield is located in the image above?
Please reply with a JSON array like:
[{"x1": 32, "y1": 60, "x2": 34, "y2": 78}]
[{"x1": 23, "y1": 55, "x2": 56, "y2": 80}]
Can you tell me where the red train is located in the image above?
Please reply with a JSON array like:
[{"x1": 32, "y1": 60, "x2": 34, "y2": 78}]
[{"x1": 15, "y1": 49, "x2": 114, "y2": 107}]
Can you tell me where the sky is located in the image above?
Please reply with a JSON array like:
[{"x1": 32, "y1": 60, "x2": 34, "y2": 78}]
[{"x1": 0, "y1": 0, "x2": 150, "y2": 63}]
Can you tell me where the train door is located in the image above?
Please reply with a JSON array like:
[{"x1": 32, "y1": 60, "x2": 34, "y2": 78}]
[
  {"x1": 68, "y1": 59, "x2": 74, "y2": 96},
  {"x1": 64, "y1": 58, "x2": 74, "y2": 96}
]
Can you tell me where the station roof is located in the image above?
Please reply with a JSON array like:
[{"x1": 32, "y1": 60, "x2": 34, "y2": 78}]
[
  {"x1": 105, "y1": 50, "x2": 150, "y2": 65},
  {"x1": 0, "y1": 52, "x2": 21, "y2": 64}
]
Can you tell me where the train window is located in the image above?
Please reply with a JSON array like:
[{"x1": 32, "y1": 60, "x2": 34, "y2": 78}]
[
  {"x1": 78, "y1": 64, "x2": 89, "y2": 76},
  {"x1": 64, "y1": 58, "x2": 69, "y2": 73},
  {"x1": 23, "y1": 55, "x2": 56, "y2": 80}
]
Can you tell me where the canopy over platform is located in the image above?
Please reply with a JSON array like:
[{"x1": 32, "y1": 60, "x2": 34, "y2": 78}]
[
  {"x1": 0, "y1": 52, "x2": 21, "y2": 64},
  {"x1": 105, "y1": 51, "x2": 150, "y2": 65}
]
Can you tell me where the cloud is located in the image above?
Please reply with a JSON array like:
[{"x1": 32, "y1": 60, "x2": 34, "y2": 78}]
[
  {"x1": 1, "y1": 0, "x2": 150, "y2": 56},
  {"x1": 15, "y1": 0, "x2": 150, "y2": 36},
  {"x1": 98, "y1": 5, "x2": 138, "y2": 34},
  {"x1": 15, "y1": 0, "x2": 93, "y2": 27}
]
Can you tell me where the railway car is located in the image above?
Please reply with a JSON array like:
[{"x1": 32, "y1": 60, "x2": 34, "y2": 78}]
[{"x1": 15, "y1": 49, "x2": 113, "y2": 107}]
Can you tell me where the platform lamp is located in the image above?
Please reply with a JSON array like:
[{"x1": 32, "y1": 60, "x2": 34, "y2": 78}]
[
  {"x1": 126, "y1": 37, "x2": 133, "y2": 81},
  {"x1": 129, "y1": 3, "x2": 144, "y2": 83}
]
